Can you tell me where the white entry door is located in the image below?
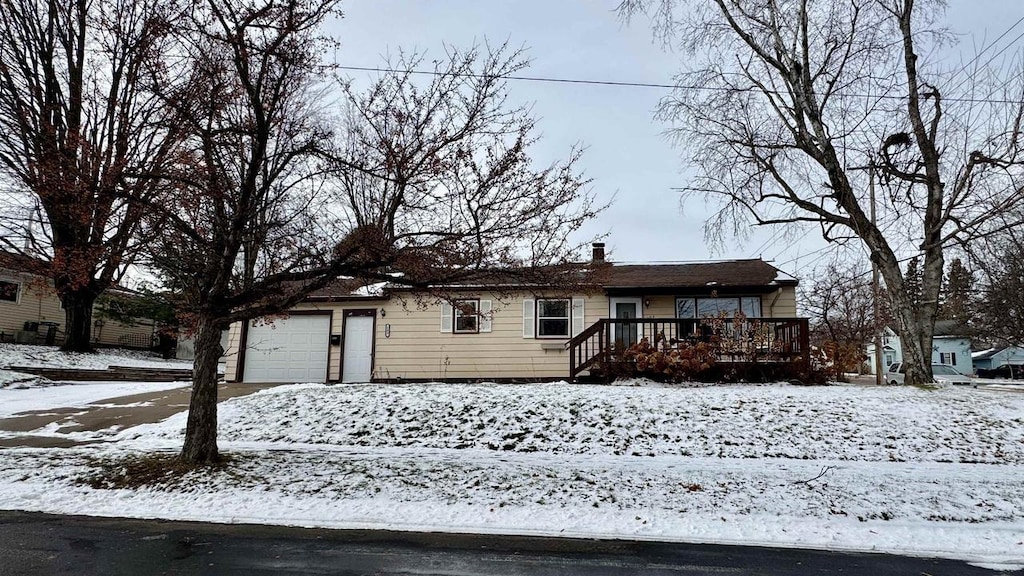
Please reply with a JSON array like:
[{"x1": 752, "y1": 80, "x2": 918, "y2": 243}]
[
  {"x1": 342, "y1": 314, "x2": 374, "y2": 383},
  {"x1": 609, "y1": 297, "x2": 643, "y2": 347},
  {"x1": 244, "y1": 315, "x2": 330, "y2": 382}
]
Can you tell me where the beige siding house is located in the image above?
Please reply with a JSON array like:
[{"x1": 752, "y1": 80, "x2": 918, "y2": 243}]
[
  {"x1": 0, "y1": 267, "x2": 64, "y2": 341},
  {"x1": 0, "y1": 253, "x2": 158, "y2": 348},
  {"x1": 226, "y1": 246, "x2": 803, "y2": 383}
]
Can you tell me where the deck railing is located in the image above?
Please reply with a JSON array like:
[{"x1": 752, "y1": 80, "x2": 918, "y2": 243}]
[{"x1": 567, "y1": 317, "x2": 810, "y2": 380}]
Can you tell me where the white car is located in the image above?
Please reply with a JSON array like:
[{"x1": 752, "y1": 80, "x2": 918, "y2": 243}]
[{"x1": 885, "y1": 363, "x2": 972, "y2": 386}]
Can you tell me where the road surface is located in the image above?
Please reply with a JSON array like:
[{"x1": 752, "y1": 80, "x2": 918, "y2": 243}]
[{"x1": 0, "y1": 511, "x2": 1014, "y2": 575}]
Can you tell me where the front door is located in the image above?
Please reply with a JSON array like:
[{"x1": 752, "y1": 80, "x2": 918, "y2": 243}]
[
  {"x1": 342, "y1": 313, "x2": 374, "y2": 383},
  {"x1": 609, "y1": 297, "x2": 642, "y2": 347}
]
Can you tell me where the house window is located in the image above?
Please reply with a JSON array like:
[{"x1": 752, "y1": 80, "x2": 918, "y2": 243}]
[
  {"x1": 454, "y1": 299, "x2": 479, "y2": 333},
  {"x1": 676, "y1": 296, "x2": 762, "y2": 318},
  {"x1": 740, "y1": 296, "x2": 762, "y2": 317},
  {"x1": 939, "y1": 352, "x2": 957, "y2": 366},
  {"x1": 537, "y1": 298, "x2": 570, "y2": 337},
  {"x1": 676, "y1": 298, "x2": 696, "y2": 318},
  {"x1": 0, "y1": 279, "x2": 19, "y2": 303}
]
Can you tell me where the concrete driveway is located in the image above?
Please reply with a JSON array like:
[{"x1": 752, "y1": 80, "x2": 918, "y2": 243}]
[{"x1": 0, "y1": 381, "x2": 280, "y2": 448}]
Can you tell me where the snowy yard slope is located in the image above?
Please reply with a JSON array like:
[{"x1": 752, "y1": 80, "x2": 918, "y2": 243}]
[
  {"x1": 126, "y1": 382, "x2": 1024, "y2": 465},
  {"x1": 2, "y1": 382, "x2": 1023, "y2": 567}
]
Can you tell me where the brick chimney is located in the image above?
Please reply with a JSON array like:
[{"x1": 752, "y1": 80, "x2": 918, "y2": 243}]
[{"x1": 591, "y1": 242, "x2": 605, "y2": 262}]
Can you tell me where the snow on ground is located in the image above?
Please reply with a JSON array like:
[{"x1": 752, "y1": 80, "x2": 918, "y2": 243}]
[
  {"x1": 0, "y1": 368, "x2": 49, "y2": 389},
  {"x1": 977, "y1": 380, "x2": 1024, "y2": 387},
  {"x1": 1, "y1": 382, "x2": 1023, "y2": 568},
  {"x1": 0, "y1": 343, "x2": 193, "y2": 372},
  {"x1": 0, "y1": 342, "x2": 194, "y2": 391},
  {"x1": 0, "y1": 381, "x2": 190, "y2": 419},
  {"x1": 122, "y1": 382, "x2": 1024, "y2": 465}
]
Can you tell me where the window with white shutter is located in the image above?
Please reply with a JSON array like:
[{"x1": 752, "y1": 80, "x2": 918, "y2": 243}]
[
  {"x1": 536, "y1": 298, "x2": 570, "y2": 337},
  {"x1": 454, "y1": 299, "x2": 480, "y2": 333}
]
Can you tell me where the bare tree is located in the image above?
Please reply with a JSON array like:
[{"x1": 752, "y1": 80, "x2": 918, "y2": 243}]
[
  {"x1": 149, "y1": 2, "x2": 600, "y2": 464},
  {"x1": 975, "y1": 251, "x2": 1024, "y2": 347},
  {"x1": 966, "y1": 210, "x2": 1024, "y2": 347},
  {"x1": 334, "y1": 46, "x2": 598, "y2": 276},
  {"x1": 0, "y1": 0, "x2": 181, "y2": 351},
  {"x1": 805, "y1": 262, "x2": 888, "y2": 376},
  {"x1": 618, "y1": 0, "x2": 1024, "y2": 385}
]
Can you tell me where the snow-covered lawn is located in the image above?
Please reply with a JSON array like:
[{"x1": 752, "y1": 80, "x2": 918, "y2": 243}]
[
  {"x1": 0, "y1": 381, "x2": 190, "y2": 419},
  {"x1": 0, "y1": 343, "x2": 193, "y2": 372},
  {"x1": 0, "y1": 342, "x2": 193, "y2": 389},
  {"x1": 1, "y1": 382, "x2": 1022, "y2": 569}
]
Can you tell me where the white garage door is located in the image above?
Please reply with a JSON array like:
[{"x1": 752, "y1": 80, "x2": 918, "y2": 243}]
[{"x1": 243, "y1": 315, "x2": 330, "y2": 382}]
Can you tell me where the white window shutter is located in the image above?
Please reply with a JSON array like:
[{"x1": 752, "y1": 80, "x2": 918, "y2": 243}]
[
  {"x1": 522, "y1": 298, "x2": 535, "y2": 338},
  {"x1": 480, "y1": 300, "x2": 492, "y2": 333},
  {"x1": 571, "y1": 298, "x2": 585, "y2": 337},
  {"x1": 440, "y1": 302, "x2": 453, "y2": 333}
]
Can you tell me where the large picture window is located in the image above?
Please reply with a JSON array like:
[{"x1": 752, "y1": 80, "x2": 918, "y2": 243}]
[
  {"x1": 537, "y1": 298, "x2": 570, "y2": 337},
  {"x1": 454, "y1": 299, "x2": 479, "y2": 334},
  {"x1": 676, "y1": 296, "x2": 762, "y2": 318},
  {"x1": 0, "y1": 279, "x2": 19, "y2": 303}
]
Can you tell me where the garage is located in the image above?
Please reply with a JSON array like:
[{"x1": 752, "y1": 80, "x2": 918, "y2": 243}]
[{"x1": 242, "y1": 314, "x2": 330, "y2": 382}]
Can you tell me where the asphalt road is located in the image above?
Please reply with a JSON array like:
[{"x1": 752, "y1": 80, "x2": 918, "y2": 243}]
[{"x1": 0, "y1": 511, "x2": 1016, "y2": 575}]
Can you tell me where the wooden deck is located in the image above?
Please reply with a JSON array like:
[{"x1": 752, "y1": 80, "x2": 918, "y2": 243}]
[{"x1": 567, "y1": 317, "x2": 811, "y2": 381}]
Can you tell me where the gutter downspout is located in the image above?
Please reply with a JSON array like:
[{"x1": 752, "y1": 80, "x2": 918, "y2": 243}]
[{"x1": 768, "y1": 288, "x2": 783, "y2": 317}]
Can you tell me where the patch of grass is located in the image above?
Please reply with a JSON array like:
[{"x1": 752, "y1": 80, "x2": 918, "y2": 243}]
[{"x1": 77, "y1": 453, "x2": 245, "y2": 490}]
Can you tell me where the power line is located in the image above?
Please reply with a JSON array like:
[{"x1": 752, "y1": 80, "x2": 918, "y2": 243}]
[
  {"x1": 775, "y1": 243, "x2": 835, "y2": 269},
  {"x1": 943, "y1": 15, "x2": 1024, "y2": 98},
  {"x1": 336, "y1": 65, "x2": 1024, "y2": 105},
  {"x1": 748, "y1": 228, "x2": 784, "y2": 259}
]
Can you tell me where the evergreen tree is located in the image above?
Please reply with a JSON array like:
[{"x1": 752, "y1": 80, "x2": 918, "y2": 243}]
[{"x1": 938, "y1": 258, "x2": 973, "y2": 326}]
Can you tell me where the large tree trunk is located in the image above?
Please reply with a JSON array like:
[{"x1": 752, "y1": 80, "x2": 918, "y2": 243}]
[
  {"x1": 896, "y1": 313, "x2": 934, "y2": 386},
  {"x1": 60, "y1": 288, "x2": 98, "y2": 352},
  {"x1": 181, "y1": 316, "x2": 224, "y2": 464},
  {"x1": 876, "y1": 250, "x2": 938, "y2": 387}
]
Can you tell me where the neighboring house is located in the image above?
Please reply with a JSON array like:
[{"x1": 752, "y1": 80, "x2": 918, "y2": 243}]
[
  {"x1": 864, "y1": 326, "x2": 902, "y2": 374},
  {"x1": 175, "y1": 330, "x2": 231, "y2": 361},
  {"x1": 0, "y1": 252, "x2": 63, "y2": 344},
  {"x1": 224, "y1": 244, "x2": 806, "y2": 383},
  {"x1": 866, "y1": 320, "x2": 973, "y2": 376},
  {"x1": 0, "y1": 251, "x2": 158, "y2": 348},
  {"x1": 932, "y1": 320, "x2": 973, "y2": 376},
  {"x1": 972, "y1": 346, "x2": 1024, "y2": 374}
]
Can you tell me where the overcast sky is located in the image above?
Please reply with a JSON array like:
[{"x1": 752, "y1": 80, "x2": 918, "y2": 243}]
[{"x1": 328, "y1": 0, "x2": 1024, "y2": 278}]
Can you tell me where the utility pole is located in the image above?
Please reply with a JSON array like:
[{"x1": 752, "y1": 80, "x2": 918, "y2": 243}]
[
  {"x1": 851, "y1": 160, "x2": 885, "y2": 385},
  {"x1": 869, "y1": 162, "x2": 884, "y2": 385}
]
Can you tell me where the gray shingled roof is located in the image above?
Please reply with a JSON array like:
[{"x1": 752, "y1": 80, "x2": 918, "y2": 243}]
[
  {"x1": 603, "y1": 260, "x2": 795, "y2": 289},
  {"x1": 312, "y1": 259, "x2": 796, "y2": 298},
  {"x1": 934, "y1": 320, "x2": 970, "y2": 337}
]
